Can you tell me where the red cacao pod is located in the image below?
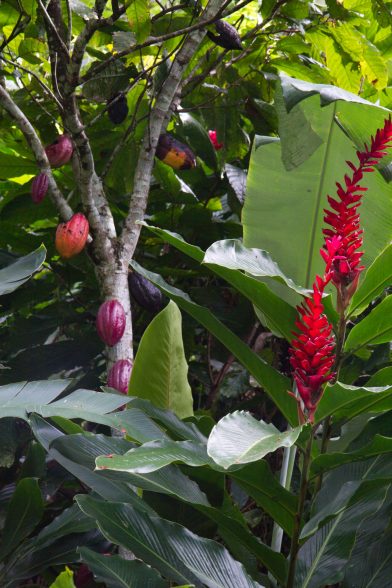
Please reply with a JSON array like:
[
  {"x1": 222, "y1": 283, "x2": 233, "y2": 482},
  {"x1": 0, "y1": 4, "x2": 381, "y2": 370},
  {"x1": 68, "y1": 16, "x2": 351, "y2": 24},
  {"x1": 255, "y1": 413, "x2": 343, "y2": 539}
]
[
  {"x1": 55, "y1": 213, "x2": 89, "y2": 258},
  {"x1": 156, "y1": 134, "x2": 196, "y2": 170},
  {"x1": 31, "y1": 172, "x2": 49, "y2": 204},
  {"x1": 96, "y1": 299, "x2": 126, "y2": 346},
  {"x1": 107, "y1": 359, "x2": 133, "y2": 394},
  {"x1": 45, "y1": 134, "x2": 74, "y2": 167}
]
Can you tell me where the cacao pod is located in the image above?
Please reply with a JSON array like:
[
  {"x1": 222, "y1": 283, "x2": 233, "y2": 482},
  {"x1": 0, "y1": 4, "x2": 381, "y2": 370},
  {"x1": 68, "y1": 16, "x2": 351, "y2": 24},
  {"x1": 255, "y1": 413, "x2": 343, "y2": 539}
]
[
  {"x1": 128, "y1": 271, "x2": 166, "y2": 314},
  {"x1": 156, "y1": 134, "x2": 196, "y2": 170},
  {"x1": 207, "y1": 19, "x2": 243, "y2": 50},
  {"x1": 31, "y1": 172, "x2": 49, "y2": 204},
  {"x1": 107, "y1": 94, "x2": 129, "y2": 125},
  {"x1": 55, "y1": 213, "x2": 89, "y2": 258},
  {"x1": 45, "y1": 134, "x2": 74, "y2": 167},
  {"x1": 107, "y1": 359, "x2": 133, "y2": 394},
  {"x1": 96, "y1": 299, "x2": 126, "y2": 346}
]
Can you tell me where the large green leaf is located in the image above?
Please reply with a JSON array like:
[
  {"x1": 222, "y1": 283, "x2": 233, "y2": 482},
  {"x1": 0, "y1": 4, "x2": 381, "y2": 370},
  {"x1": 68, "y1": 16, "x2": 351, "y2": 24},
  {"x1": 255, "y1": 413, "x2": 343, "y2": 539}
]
[
  {"x1": 126, "y1": 0, "x2": 150, "y2": 43},
  {"x1": 311, "y1": 435, "x2": 392, "y2": 477},
  {"x1": 76, "y1": 495, "x2": 264, "y2": 588},
  {"x1": 129, "y1": 301, "x2": 194, "y2": 418},
  {"x1": 294, "y1": 485, "x2": 388, "y2": 588},
  {"x1": 344, "y1": 295, "x2": 392, "y2": 352},
  {"x1": 143, "y1": 224, "x2": 297, "y2": 340},
  {"x1": 50, "y1": 430, "x2": 210, "y2": 506},
  {"x1": 0, "y1": 380, "x2": 131, "y2": 420},
  {"x1": 349, "y1": 243, "x2": 392, "y2": 317},
  {"x1": 178, "y1": 112, "x2": 218, "y2": 171},
  {"x1": 243, "y1": 94, "x2": 392, "y2": 294},
  {"x1": 96, "y1": 439, "x2": 214, "y2": 473},
  {"x1": 129, "y1": 261, "x2": 297, "y2": 425},
  {"x1": 207, "y1": 411, "x2": 302, "y2": 469},
  {"x1": 0, "y1": 245, "x2": 46, "y2": 295},
  {"x1": 78, "y1": 548, "x2": 168, "y2": 588},
  {"x1": 0, "y1": 478, "x2": 44, "y2": 560},
  {"x1": 315, "y1": 381, "x2": 392, "y2": 423}
]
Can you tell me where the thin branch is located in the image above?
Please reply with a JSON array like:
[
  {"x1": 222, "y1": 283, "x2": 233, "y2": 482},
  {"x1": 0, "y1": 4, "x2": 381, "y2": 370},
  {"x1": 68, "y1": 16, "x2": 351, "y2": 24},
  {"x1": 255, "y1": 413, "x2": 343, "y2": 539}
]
[
  {"x1": 0, "y1": 55, "x2": 64, "y2": 110},
  {"x1": 65, "y1": 0, "x2": 72, "y2": 48},
  {"x1": 37, "y1": 0, "x2": 70, "y2": 58},
  {"x1": 0, "y1": 83, "x2": 72, "y2": 220},
  {"x1": 120, "y1": 0, "x2": 229, "y2": 261}
]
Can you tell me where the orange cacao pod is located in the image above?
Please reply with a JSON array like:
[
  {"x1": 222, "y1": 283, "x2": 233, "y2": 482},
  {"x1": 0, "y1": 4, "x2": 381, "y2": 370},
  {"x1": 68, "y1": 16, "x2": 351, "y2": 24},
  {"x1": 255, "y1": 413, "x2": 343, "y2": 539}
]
[
  {"x1": 156, "y1": 134, "x2": 196, "y2": 170},
  {"x1": 31, "y1": 173, "x2": 49, "y2": 204},
  {"x1": 45, "y1": 134, "x2": 74, "y2": 168},
  {"x1": 55, "y1": 213, "x2": 89, "y2": 258}
]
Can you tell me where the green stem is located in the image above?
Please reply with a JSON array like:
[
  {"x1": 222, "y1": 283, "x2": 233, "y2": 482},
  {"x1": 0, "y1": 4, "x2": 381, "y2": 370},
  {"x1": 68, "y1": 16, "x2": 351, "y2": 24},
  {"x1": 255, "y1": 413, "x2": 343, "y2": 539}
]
[{"x1": 286, "y1": 430, "x2": 314, "y2": 588}]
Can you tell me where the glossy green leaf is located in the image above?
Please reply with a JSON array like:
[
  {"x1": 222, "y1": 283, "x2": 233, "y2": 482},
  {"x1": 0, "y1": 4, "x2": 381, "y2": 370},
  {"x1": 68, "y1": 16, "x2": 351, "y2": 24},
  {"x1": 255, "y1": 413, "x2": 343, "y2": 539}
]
[
  {"x1": 143, "y1": 224, "x2": 297, "y2": 340},
  {"x1": 295, "y1": 485, "x2": 388, "y2": 588},
  {"x1": 129, "y1": 301, "x2": 194, "y2": 418},
  {"x1": 0, "y1": 245, "x2": 46, "y2": 295},
  {"x1": 311, "y1": 435, "x2": 392, "y2": 477},
  {"x1": 349, "y1": 244, "x2": 392, "y2": 317},
  {"x1": 179, "y1": 112, "x2": 218, "y2": 170},
  {"x1": 129, "y1": 261, "x2": 297, "y2": 425},
  {"x1": 0, "y1": 379, "x2": 131, "y2": 420},
  {"x1": 230, "y1": 461, "x2": 298, "y2": 537},
  {"x1": 0, "y1": 478, "x2": 44, "y2": 560},
  {"x1": 345, "y1": 296, "x2": 392, "y2": 352},
  {"x1": 207, "y1": 411, "x2": 302, "y2": 469},
  {"x1": 77, "y1": 495, "x2": 264, "y2": 588},
  {"x1": 315, "y1": 381, "x2": 392, "y2": 422},
  {"x1": 96, "y1": 439, "x2": 214, "y2": 473},
  {"x1": 78, "y1": 548, "x2": 168, "y2": 588}
]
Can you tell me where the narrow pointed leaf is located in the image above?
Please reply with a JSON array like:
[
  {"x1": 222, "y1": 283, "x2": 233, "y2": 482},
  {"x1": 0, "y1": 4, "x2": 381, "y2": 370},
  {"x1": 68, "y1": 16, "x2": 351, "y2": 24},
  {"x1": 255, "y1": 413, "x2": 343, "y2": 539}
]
[
  {"x1": 344, "y1": 295, "x2": 392, "y2": 352},
  {"x1": 76, "y1": 495, "x2": 264, "y2": 588},
  {"x1": 349, "y1": 244, "x2": 392, "y2": 317},
  {"x1": 315, "y1": 382, "x2": 392, "y2": 423}
]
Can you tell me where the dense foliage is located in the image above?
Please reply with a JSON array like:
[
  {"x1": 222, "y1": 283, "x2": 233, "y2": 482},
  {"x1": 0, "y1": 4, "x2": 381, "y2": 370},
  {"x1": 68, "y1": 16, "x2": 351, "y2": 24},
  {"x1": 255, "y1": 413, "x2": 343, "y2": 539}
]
[{"x1": 0, "y1": 1, "x2": 392, "y2": 587}]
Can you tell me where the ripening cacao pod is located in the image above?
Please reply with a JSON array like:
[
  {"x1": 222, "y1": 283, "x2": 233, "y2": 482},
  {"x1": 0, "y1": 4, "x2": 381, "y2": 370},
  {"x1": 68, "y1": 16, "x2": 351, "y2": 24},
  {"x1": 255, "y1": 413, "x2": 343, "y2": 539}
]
[
  {"x1": 156, "y1": 134, "x2": 196, "y2": 170},
  {"x1": 128, "y1": 271, "x2": 166, "y2": 314},
  {"x1": 207, "y1": 19, "x2": 243, "y2": 50},
  {"x1": 55, "y1": 213, "x2": 89, "y2": 258},
  {"x1": 107, "y1": 359, "x2": 133, "y2": 394},
  {"x1": 107, "y1": 94, "x2": 129, "y2": 125},
  {"x1": 45, "y1": 134, "x2": 74, "y2": 167},
  {"x1": 96, "y1": 299, "x2": 126, "y2": 346},
  {"x1": 31, "y1": 172, "x2": 49, "y2": 204}
]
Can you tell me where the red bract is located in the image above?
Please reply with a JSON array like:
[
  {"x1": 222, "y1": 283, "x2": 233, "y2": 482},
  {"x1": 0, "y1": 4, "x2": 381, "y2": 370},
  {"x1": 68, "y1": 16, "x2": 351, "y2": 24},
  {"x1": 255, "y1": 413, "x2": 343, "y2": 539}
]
[
  {"x1": 289, "y1": 275, "x2": 335, "y2": 422},
  {"x1": 208, "y1": 130, "x2": 223, "y2": 150},
  {"x1": 321, "y1": 117, "x2": 392, "y2": 308}
]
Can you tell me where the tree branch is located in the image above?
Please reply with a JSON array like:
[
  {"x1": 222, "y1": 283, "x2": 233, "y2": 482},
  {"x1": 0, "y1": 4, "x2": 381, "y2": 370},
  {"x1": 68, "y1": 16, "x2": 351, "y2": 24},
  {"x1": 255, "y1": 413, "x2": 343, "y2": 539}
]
[
  {"x1": 0, "y1": 83, "x2": 73, "y2": 220},
  {"x1": 120, "y1": 0, "x2": 227, "y2": 261}
]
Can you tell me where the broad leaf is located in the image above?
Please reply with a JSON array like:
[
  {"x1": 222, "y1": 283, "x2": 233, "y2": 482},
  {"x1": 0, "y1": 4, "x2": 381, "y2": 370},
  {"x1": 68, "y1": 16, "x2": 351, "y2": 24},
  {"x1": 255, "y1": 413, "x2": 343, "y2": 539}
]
[
  {"x1": 0, "y1": 478, "x2": 44, "y2": 560},
  {"x1": 179, "y1": 112, "x2": 218, "y2": 170},
  {"x1": 78, "y1": 547, "x2": 168, "y2": 588},
  {"x1": 0, "y1": 245, "x2": 46, "y2": 295},
  {"x1": 96, "y1": 439, "x2": 213, "y2": 473},
  {"x1": 207, "y1": 411, "x2": 302, "y2": 469},
  {"x1": 129, "y1": 301, "x2": 194, "y2": 418},
  {"x1": 126, "y1": 0, "x2": 150, "y2": 43},
  {"x1": 344, "y1": 295, "x2": 392, "y2": 352},
  {"x1": 77, "y1": 495, "x2": 264, "y2": 588},
  {"x1": 349, "y1": 244, "x2": 392, "y2": 317},
  {"x1": 129, "y1": 261, "x2": 297, "y2": 425},
  {"x1": 315, "y1": 381, "x2": 392, "y2": 423}
]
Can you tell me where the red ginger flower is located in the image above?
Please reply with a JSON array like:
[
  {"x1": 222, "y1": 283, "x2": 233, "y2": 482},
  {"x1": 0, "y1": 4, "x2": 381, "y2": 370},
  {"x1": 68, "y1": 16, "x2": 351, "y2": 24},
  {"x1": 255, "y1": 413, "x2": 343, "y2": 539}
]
[
  {"x1": 321, "y1": 117, "x2": 392, "y2": 309},
  {"x1": 289, "y1": 274, "x2": 335, "y2": 422},
  {"x1": 208, "y1": 130, "x2": 224, "y2": 150}
]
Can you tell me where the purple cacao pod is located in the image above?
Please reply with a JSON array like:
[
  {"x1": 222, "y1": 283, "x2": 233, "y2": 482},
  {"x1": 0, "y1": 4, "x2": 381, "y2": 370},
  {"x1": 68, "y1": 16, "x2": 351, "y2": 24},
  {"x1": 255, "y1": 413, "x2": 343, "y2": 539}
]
[
  {"x1": 31, "y1": 172, "x2": 49, "y2": 204},
  {"x1": 96, "y1": 299, "x2": 126, "y2": 346},
  {"x1": 207, "y1": 19, "x2": 243, "y2": 50},
  {"x1": 107, "y1": 359, "x2": 133, "y2": 394},
  {"x1": 45, "y1": 134, "x2": 74, "y2": 167}
]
